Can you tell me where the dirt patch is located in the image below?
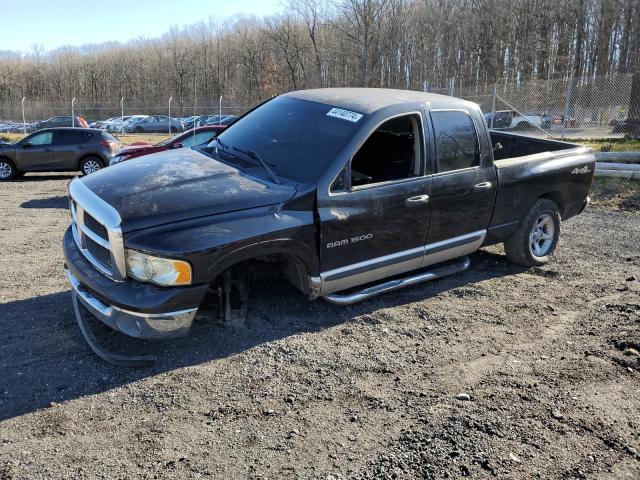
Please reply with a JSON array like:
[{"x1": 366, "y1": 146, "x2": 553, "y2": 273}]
[
  {"x1": 589, "y1": 177, "x2": 640, "y2": 211},
  {"x1": 0, "y1": 174, "x2": 639, "y2": 478}
]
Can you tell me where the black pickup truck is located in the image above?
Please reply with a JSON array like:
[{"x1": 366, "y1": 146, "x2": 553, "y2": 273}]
[{"x1": 63, "y1": 88, "x2": 594, "y2": 365}]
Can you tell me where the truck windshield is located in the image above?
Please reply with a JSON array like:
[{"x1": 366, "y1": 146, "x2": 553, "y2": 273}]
[{"x1": 202, "y1": 96, "x2": 364, "y2": 183}]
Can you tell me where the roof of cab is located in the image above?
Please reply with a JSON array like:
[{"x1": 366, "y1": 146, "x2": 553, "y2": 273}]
[{"x1": 283, "y1": 88, "x2": 477, "y2": 115}]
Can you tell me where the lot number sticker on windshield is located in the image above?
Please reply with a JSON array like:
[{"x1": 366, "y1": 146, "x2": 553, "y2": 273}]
[{"x1": 326, "y1": 108, "x2": 363, "y2": 123}]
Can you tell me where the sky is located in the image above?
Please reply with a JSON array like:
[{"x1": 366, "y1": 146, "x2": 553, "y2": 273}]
[{"x1": 0, "y1": 0, "x2": 283, "y2": 53}]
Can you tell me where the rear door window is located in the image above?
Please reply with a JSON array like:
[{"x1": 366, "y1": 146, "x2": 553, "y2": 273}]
[
  {"x1": 54, "y1": 131, "x2": 90, "y2": 145},
  {"x1": 431, "y1": 110, "x2": 479, "y2": 173}
]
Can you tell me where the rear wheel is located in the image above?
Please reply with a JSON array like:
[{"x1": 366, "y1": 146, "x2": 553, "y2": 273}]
[
  {"x1": 80, "y1": 157, "x2": 104, "y2": 176},
  {"x1": 504, "y1": 198, "x2": 561, "y2": 267},
  {"x1": 135, "y1": 126, "x2": 143, "y2": 133},
  {"x1": 0, "y1": 159, "x2": 17, "y2": 181},
  {"x1": 170, "y1": 126, "x2": 178, "y2": 133}
]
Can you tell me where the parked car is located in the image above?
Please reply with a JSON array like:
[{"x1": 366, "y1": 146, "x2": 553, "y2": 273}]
[
  {"x1": 0, "y1": 128, "x2": 120, "y2": 180},
  {"x1": 182, "y1": 115, "x2": 219, "y2": 130},
  {"x1": 552, "y1": 115, "x2": 576, "y2": 128},
  {"x1": 32, "y1": 116, "x2": 89, "y2": 129},
  {"x1": 109, "y1": 125, "x2": 226, "y2": 165},
  {"x1": 125, "y1": 115, "x2": 184, "y2": 133},
  {"x1": 62, "y1": 88, "x2": 594, "y2": 365},
  {"x1": 108, "y1": 115, "x2": 148, "y2": 133},
  {"x1": 484, "y1": 110, "x2": 542, "y2": 130},
  {"x1": 0, "y1": 121, "x2": 24, "y2": 133},
  {"x1": 204, "y1": 114, "x2": 238, "y2": 126},
  {"x1": 90, "y1": 117, "x2": 119, "y2": 129},
  {"x1": 483, "y1": 110, "x2": 514, "y2": 129},
  {"x1": 610, "y1": 118, "x2": 640, "y2": 138}
]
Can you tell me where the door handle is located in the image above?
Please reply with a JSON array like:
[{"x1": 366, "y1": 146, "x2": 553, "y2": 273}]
[
  {"x1": 473, "y1": 181, "x2": 493, "y2": 191},
  {"x1": 43, "y1": 148, "x2": 51, "y2": 152},
  {"x1": 405, "y1": 195, "x2": 430, "y2": 207}
]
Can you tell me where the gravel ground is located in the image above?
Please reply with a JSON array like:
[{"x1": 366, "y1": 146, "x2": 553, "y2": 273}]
[{"x1": 0, "y1": 174, "x2": 639, "y2": 479}]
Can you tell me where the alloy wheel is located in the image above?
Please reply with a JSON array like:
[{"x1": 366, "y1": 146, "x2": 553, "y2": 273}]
[
  {"x1": 529, "y1": 213, "x2": 555, "y2": 257},
  {"x1": 0, "y1": 161, "x2": 12, "y2": 179},
  {"x1": 83, "y1": 160, "x2": 101, "y2": 175}
]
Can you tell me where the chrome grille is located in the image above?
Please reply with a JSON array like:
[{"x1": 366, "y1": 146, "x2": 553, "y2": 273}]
[
  {"x1": 84, "y1": 213, "x2": 108, "y2": 240},
  {"x1": 69, "y1": 179, "x2": 126, "y2": 281},
  {"x1": 85, "y1": 236, "x2": 112, "y2": 268}
]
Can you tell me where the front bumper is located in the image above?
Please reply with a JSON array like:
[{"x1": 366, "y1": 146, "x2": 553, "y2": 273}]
[
  {"x1": 63, "y1": 226, "x2": 208, "y2": 340},
  {"x1": 66, "y1": 269, "x2": 197, "y2": 339}
]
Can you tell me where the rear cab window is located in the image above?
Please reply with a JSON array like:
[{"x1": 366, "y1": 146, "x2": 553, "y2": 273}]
[{"x1": 431, "y1": 110, "x2": 480, "y2": 173}]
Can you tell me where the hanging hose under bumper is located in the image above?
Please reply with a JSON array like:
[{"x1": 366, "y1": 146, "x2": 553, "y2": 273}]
[{"x1": 322, "y1": 256, "x2": 471, "y2": 305}]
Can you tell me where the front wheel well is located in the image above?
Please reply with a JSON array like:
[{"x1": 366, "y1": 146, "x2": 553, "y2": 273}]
[
  {"x1": 198, "y1": 253, "x2": 312, "y2": 322},
  {"x1": 220, "y1": 253, "x2": 311, "y2": 294}
]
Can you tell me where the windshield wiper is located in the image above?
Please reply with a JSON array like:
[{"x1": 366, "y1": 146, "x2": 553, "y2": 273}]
[
  {"x1": 232, "y1": 146, "x2": 281, "y2": 185},
  {"x1": 215, "y1": 137, "x2": 229, "y2": 150}
]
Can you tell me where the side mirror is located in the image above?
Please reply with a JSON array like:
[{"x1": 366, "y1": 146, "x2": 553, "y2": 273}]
[
  {"x1": 173, "y1": 143, "x2": 183, "y2": 149},
  {"x1": 493, "y1": 142, "x2": 503, "y2": 152},
  {"x1": 22, "y1": 141, "x2": 32, "y2": 148}
]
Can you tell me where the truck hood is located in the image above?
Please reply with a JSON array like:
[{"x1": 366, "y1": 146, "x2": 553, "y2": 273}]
[{"x1": 80, "y1": 148, "x2": 296, "y2": 233}]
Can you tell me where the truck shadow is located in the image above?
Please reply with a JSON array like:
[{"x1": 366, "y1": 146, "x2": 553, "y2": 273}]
[
  {"x1": 16, "y1": 174, "x2": 76, "y2": 182},
  {"x1": 20, "y1": 196, "x2": 69, "y2": 209},
  {"x1": 0, "y1": 250, "x2": 524, "y2": 421}
]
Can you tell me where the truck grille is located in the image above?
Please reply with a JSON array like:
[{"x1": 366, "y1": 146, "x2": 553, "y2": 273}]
[
  {"x1": 84, "y1": 236, "x2": 112, "y2": 269},
  {"x1": 69, "y1": 180, "x2": 125, "y2": 281},
  {"x1": 84, "y1": 213, "x2": 109, "y2": 240}
]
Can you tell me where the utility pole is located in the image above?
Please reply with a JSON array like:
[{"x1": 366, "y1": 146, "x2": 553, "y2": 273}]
[
  {"x1": 168, "y1": 96, "x2": 173, "y2": 135},
  {"x1": 628, "y1": 72, "x2": 640, "y2": 139},
  {"x1": 120, "y1": 97, "x2": 124, "y2": 134},
  {"x1": 21, "y1": 97, "x2": 26, "y2": 135}
]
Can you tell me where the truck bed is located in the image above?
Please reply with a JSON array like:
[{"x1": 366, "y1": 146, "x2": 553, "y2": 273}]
[
  {"x1": 490, "y1": 131, "x2": 580, "y2": 161},
  {"x1": 485, "y1": 131, "x2": 595, "y2": 245}
]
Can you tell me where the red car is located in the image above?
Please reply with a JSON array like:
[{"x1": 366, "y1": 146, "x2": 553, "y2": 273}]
[{"x1": 109, "y1": 126, "x2": 225, "y2": 166}]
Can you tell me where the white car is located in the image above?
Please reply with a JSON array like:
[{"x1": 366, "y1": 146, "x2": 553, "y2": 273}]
[{"x1": 485, "y1": 110, "x2": 542, "y2": 130}]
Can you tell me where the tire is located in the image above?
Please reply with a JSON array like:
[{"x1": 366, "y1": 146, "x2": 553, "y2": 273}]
[
  {"x1": 80, "y1": 157, "x2": 104, "y2": 176},
  {"x1": 504, "y1": 198, "x2": 561, "y2": 267},
  {"x1": 135, "y1": 126, "x2": 143, "y2": 133},
  {"x1": 0, "y1": 158, "x2": 17, "y2": 181},
  {"x1": 170, "y1": 126, "x2": 178, "y2": 133}
]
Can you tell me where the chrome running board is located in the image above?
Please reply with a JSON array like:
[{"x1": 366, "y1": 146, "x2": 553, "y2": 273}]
[{"x1": 322, "y1": 256, "x2": 471, "y2": 305}]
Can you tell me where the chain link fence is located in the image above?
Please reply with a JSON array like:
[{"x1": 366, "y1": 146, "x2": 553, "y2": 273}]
[
  {"x1": 454, "y1": 73, "x2": 636, "y2": 139},
  {"x1": 0, "y1": 99, "x2": 250, "y2": 135},
  {"x1": 0, "y1": 73, "x2": 636, "y2": 139}
]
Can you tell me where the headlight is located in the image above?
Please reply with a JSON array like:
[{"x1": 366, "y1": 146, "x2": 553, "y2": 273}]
[
  {"x1": 125, "y1": 249, "x2": 192, "y2": 286},
  {"x1": 109, "y1": 155, "x2": 125, "y2": 166}
]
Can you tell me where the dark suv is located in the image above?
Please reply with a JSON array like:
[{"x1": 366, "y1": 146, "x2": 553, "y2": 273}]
[
  {"x1": 32, "y1": 116, "x2": 89, "y2": 130},
  {"x1": 0, "y1": 128, "x2": 120, "y2": 180}
]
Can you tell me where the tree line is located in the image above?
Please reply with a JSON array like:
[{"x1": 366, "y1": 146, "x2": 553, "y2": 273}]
[{"x1": 0, "y1": 0, "x2": 638, "y2": 113}]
